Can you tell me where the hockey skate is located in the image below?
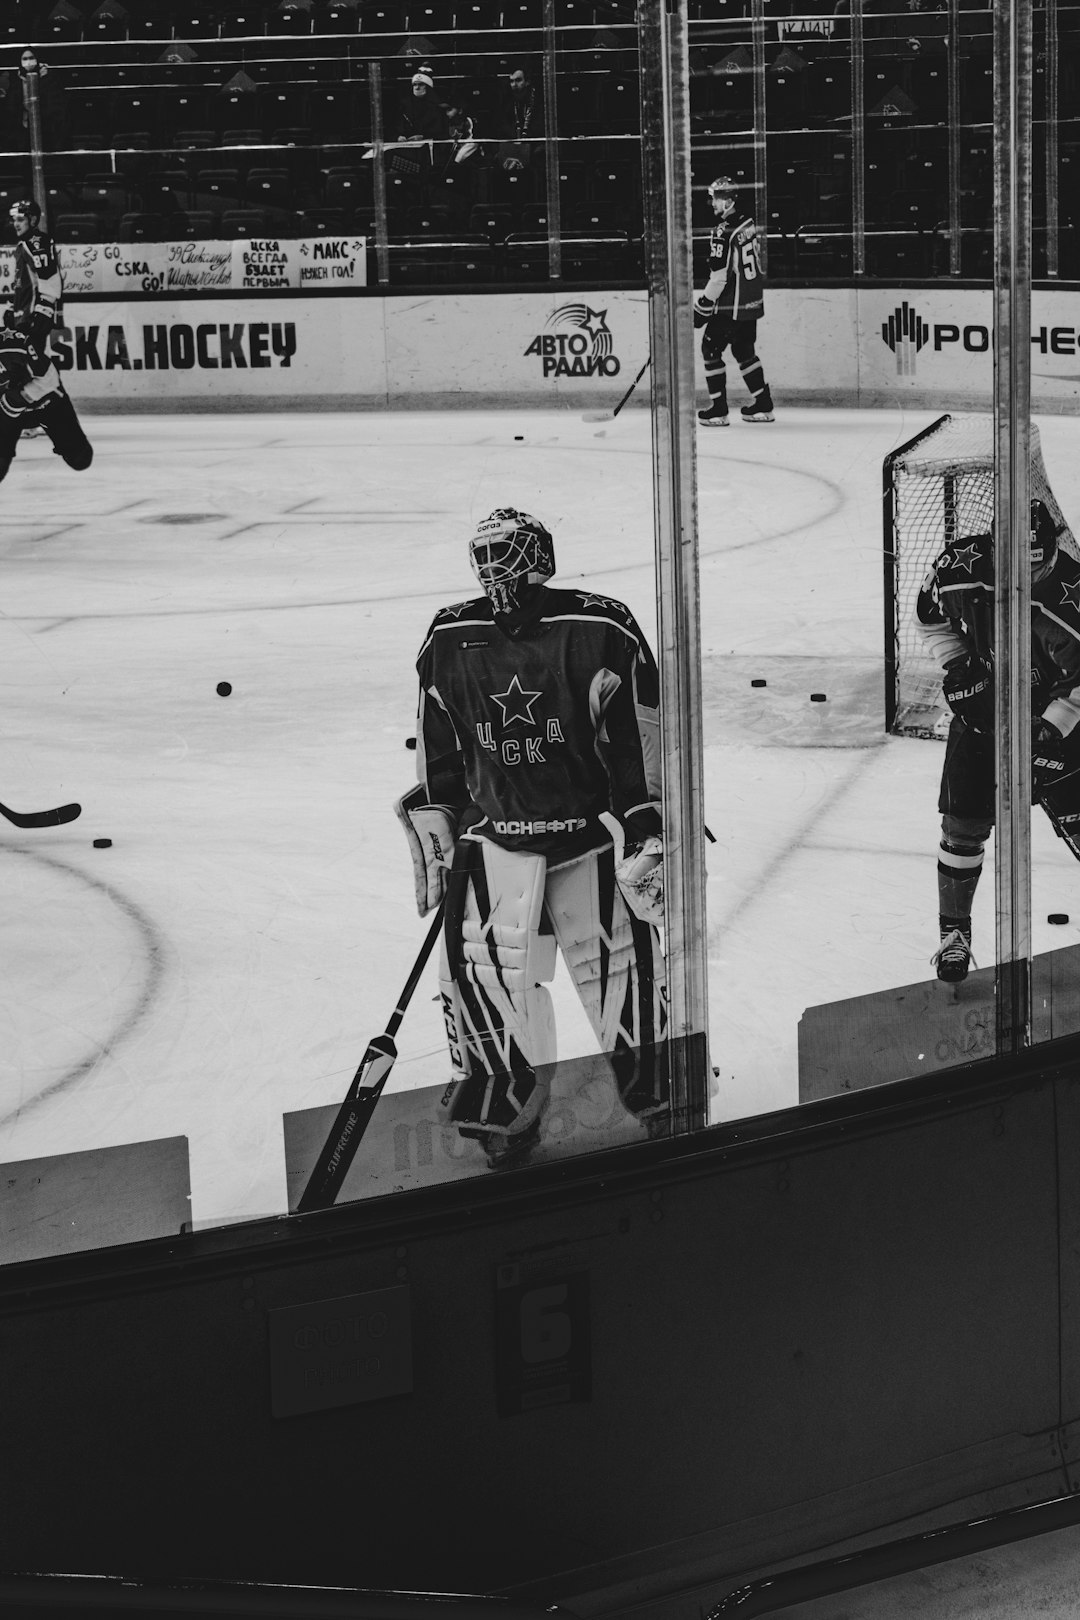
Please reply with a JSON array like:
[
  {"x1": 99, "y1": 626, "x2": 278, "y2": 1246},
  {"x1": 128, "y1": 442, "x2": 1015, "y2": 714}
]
[
  {"x1": 741, "y1": 389, "x2": 775, "y2": 423},
  {"x1": 697, "y1": 401, "x2": 729, "y2": 427},
  {"x1": 478, "y1": 1116, "x2": 541, "y2": 1171},
  {"x1": 932, "y1": 921, "x2": 973, "y2": 984}
]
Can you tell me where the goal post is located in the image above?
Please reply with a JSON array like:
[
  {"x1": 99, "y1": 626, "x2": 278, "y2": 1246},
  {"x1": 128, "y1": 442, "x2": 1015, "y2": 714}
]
[{"x1": 883, "y1": 413, "x2": 1079, "y2": 738}]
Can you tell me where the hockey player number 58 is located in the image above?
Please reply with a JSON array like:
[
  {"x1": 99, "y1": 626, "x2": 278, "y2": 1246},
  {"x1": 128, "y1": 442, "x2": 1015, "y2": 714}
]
[{"x1": 520, "y1": 1283, "x2": 573, "y2": 1364}]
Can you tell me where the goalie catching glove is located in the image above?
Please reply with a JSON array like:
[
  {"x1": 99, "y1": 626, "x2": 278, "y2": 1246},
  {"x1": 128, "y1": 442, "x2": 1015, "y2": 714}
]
[
  {"x1": 395, "y1": 784, "x2": 456, "y2": 916},
  {"x1": 616, "y1": 835, "x2": 665, "y2": 926},
  {"x1": 942, "y1": 653, "x2": 994, "y2": 733}
]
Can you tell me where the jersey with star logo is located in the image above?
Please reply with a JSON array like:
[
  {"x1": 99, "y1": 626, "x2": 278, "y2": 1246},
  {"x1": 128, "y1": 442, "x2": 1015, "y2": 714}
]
[
  {"x1": 704, "y1": 212, "x2": 765, "y2": 321},
  {"x1": 917, "y1": 532, "x2": 1080, "y2": 734},
  {"x1": 413, "y1": 586, "x2": 661, "y2": 858}
]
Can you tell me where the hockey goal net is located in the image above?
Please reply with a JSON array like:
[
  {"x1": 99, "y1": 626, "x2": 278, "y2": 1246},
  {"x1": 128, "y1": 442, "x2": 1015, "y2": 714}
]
[{"x1": 884, "y1": 412, "x2": 1079, "y2": 738}]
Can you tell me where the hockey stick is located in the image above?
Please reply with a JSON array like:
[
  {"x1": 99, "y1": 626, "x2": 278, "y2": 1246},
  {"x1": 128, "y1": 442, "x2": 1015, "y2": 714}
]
[
  {"x1": 0, "y1": 797, "x2": 81, "y2": 829},
  {"x1": 297, "y1": 903, "x2": 444, "y2": 1213},
  {"x1": 582, "y1": 355, "x2": 651, "y2": 422}
]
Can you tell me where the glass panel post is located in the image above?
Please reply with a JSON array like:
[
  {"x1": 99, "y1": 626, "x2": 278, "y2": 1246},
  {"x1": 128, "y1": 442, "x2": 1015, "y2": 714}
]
[
  {"x1": 993, "y1": 0, "x2": 1033, "y2": 1052},
  {"x1": 1044, "y1": 0, "x2": 1060, "y2": 278},
  {"x1": 369, "y1": 62, "x2": 390, "y2": 288},
  {"x1": 542, "y1": 0, "x2": 562, "y2": 281},
  {"x1": 948, "y1": 0, "x2": 963, "y2": 278},
  {"x1": 638, "y1": 0, "x2": 709, "y2": 1132},
  {"x1": 751, "y1": 0, "x2": 768, "y2": 275},
  {"x1": 850, "y1": 0, "x2": 866, "y2": 277}
]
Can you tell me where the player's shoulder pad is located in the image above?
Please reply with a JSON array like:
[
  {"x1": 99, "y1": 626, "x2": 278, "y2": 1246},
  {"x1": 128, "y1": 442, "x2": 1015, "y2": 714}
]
[
  {"x1": 428, "y1": 594, "x2": 491, "y2": 631},
  {"x1": 1037, "y1": 550, "x2": 1080, "y2": 629},
  {"x1": 731, "y1": 214, "x2": 757, "y2": 241},
  {"x1": 556, "y1": 587, "x2": 639, "y2": 630},
  {"x1": 936, "y1": 532, "x2": 993, "y2": 587}
]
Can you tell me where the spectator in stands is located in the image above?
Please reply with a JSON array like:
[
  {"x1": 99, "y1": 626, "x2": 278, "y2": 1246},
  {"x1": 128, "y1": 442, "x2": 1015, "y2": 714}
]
[
  {"x1": 398, "y1": 66, "x2": 448, "y2": 143},
  {"x1": 495, "y1": 63, "x2": 543, "y2": 172},
  {"x1": 444, "y1": 106, "x2": 482, "y2": 170}
]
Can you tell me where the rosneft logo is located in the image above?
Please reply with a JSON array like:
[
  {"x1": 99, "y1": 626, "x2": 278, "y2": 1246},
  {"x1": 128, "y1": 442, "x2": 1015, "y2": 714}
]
[
  {"x1": 524, "y1": 303, "x2": 622, "y2": 377},
  {"x1": 882, "y1": 300, "x2": 930, "y2": 375}
]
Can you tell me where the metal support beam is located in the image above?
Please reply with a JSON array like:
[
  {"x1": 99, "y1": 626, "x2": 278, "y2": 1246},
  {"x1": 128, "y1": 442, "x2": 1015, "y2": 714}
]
[
  {"x1": 993, "y1": 0, "x2": 1033, "y2": 1053},
  {"x1": 638, "y1": 0, "x2": 710, "y2": 1134}
]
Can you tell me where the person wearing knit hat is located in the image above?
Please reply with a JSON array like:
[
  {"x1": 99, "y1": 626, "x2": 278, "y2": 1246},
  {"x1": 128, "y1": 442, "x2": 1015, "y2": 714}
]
[{"x1": 397, "y1": 61, "x2": 446, "y2": 144}]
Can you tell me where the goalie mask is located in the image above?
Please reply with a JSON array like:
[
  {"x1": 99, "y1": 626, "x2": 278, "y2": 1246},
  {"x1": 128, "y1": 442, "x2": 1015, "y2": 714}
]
[
  {"x1": 707, "y1": 176, "x2": 737, "y2": 219},
  {"x1": 469, "y1": 507, "x2": 555, "y2": 616},
  {"x1": 1030, "y1": 498, "x2": 1058, "y2": 573}
]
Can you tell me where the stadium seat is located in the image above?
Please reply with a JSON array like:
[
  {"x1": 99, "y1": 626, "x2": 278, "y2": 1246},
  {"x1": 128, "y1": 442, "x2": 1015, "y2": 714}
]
[
  {"x1": 178, "y1": 209, "x2": 222, "y2": 237},
  {"x1": 322, "y1": 166, "x2": 371, "y2": 207},
  {"x1": 318, "y1": 0, "x2": 361, "y2": 33},
  {"x1": 246, "y1": 165, "x2": 293, "y2": 206},
  {"x1": 44, "y1": 3, "x2": 86, "y2": 42},
  {"x1": 87, "y1": 2, "x2": 130, "y2": 38},
  {"x1": 119, "y1": 210, "x2": 166, "y2": 240},
  {"x1": 54, "y1": 212, "x2": 111, "y2": 241},
  {"x1": 78, "y1": 176, "x2": 132, "y2": 215},
  {"x1": 221, "y1": 208, "x2": 271, "y2": 235},
  {"x1": 192, "y1": 167, "x2": 243, "y2": 207}
]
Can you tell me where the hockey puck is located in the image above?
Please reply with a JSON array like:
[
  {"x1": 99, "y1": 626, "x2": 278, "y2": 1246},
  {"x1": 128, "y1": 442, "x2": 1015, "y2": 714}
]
[
  {"x1": 216, "y1": 681, "x2": 232, "y2": 696},
  {"x1": 405, "y1": 736, "x2": 417, "y2": 750},
  {"x1": 810, "y1": 693, "x2": 827, "y2": 702},
  {"x1": 92, "y1": 837, "x2": 112, "y2": 849},
  {"x1": 1049, "y1": 913, "x2": 1070, "y2": 924},
  {"x1": 514, "y1": 435, "x2": 524, "y2": 441},
  {"x1": 751, "y1": 678, "x2": 767, "y2": 688}
]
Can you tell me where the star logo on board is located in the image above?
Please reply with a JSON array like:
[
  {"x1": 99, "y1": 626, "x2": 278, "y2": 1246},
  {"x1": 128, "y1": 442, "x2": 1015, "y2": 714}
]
[
  {"x1": 578, "y1": 307, "x2": 610, "y2": 346},
  {"x1": 490, "y1": 673, "x2": 543, "y2": 726},
  {"x1": 951, "y1": 543, "x2": 981, "y2": 574},
  {"x1": 1061, "y1": 577, "x2": 1080, "y2": 613}
]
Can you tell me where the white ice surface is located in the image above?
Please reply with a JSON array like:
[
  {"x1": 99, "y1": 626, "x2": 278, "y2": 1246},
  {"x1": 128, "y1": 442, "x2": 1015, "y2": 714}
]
[{"x1": 0, "y1": 404, "x2": 1078, "y2": 1229}]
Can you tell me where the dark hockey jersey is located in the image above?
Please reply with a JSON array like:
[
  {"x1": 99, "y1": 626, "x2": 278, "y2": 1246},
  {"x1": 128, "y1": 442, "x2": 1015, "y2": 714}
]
[
  {"x1": 415, "y1": 586, "x2": 661, "y2": 859},
  {"x1": 917, "y1": 532, "x2": 1080, "y2": 735},
  {"x1": 703, "y1": 210, "x2": 765, "y2": 321},
  {"x1": 11, "y1": 228, "x2": 62, "y2": 331}
]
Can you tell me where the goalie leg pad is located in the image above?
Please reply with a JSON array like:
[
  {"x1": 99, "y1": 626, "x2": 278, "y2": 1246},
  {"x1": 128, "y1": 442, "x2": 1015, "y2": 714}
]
[
  {"x1": 460, "y1": 837, "x2": 557, "y2": 989},
  {"x1": 437, "y1": 836, "x2": 557, "y2": 1136},
  {"x1": 545, "y1": 847, "x2": 669, "y2": 1118}
]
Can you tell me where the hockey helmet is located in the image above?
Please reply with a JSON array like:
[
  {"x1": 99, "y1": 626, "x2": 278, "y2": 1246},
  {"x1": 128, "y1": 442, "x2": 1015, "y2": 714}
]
[
  {"x1": 9, "y1": 197, "x2": 39, "y2": 229},
  {"x1": 707, "y1": 176, "x2": 737, "y2": 218},
  {"x1": 469, "y1": 507, "x2": 555, "y2": 615},
  {"x1": 1031, "y1": 498, "x2": 1059, "y2": 570}
]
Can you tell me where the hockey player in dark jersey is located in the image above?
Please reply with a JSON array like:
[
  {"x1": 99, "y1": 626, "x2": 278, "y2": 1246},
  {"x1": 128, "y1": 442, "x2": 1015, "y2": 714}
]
[
  {"x1": 695, "y1": 176, "x2": 775, "y2": 427},
  {"x1": 0, "y1": 323, "x2": 92, "y2": 482},
  {"x1": 7, "y1": 198, "x2": 62, "y2": 351},
  {"x1": 917, "y1": 498, "x2": 1080, "y2": 982},
  {"x1": 398, "y1": 507, "x2": 668, "y2": 1168}
]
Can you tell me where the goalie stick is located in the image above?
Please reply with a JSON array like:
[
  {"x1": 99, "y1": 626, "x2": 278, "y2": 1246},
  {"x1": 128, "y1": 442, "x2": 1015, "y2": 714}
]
[
  {"x1": 582, "y1": 355, "x2": 651, "y2": 422},
  {"x1": 0, "y1": 797, "x2": 81, "y2": 829},
  {"x1": 296, "y1": 903, "x2": 444, "y2": 1213},
  {"x1": 1039, "y1": 768, "x2": 1080, "y2": 863}
]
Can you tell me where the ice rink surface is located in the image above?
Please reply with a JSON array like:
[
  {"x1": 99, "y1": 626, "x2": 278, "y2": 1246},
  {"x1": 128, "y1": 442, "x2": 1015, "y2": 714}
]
[{"x1": 1, "y1": 402, "x2": 1079, "y2": 1230}]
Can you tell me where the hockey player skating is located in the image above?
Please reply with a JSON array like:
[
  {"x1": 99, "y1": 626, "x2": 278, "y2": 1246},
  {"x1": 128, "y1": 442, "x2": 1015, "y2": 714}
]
[
  {"x1": 398, "y1": 507, "x2": 668, "y2": 1169},
  {"x1": 0, "y1": 323, "x2": 92, "y2": 482},
  {"x1": 917, "y1": 499, "x2": 1080, "y2": 982},
  {"x1": 695, "y1": 176, "x2": 775, "y2": 427},
  {"x1": 8, "y1": 197, "x2": 62, "y2": 351}
]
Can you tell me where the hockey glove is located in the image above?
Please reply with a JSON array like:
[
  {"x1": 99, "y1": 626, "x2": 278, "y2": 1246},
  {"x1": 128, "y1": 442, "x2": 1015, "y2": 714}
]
[
  {"x1": 942, "y1": 653, "x2": 994, "y2": 733},
  {"x1": 615, "y1": 835, "x2": 665, "y2": 927},
  {"x1": 1033, "y1": 718, "x2": 1068, "y2": 799},
  {"x1": 693, "y1": 294, "x2": 716, "y2": 329},
  {"x1": 394, "y1": 784, "x2": 457, "y2": 916}
]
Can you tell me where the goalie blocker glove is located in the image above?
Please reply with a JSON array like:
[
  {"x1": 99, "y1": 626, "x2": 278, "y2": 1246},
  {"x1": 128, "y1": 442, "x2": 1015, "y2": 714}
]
[
  {"x1": 395, "y1": 784, "x2": 456, "y2": 916},
  {"x1": 942, "y1": 653, "x2": 994, "y2": 733}
]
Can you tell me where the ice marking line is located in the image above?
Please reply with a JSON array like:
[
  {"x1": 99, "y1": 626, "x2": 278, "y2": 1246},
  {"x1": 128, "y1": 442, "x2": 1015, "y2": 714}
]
[
  {"x1": 709, "y1": 747, "x2": 882, "y2": 948},
  {"x1": 0, "y1": 846, "x2": 166, "y2": 1128}
]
